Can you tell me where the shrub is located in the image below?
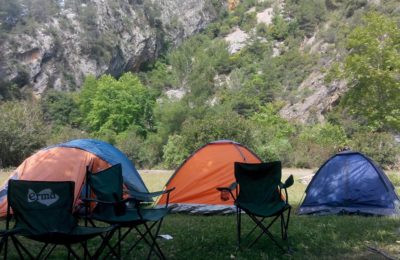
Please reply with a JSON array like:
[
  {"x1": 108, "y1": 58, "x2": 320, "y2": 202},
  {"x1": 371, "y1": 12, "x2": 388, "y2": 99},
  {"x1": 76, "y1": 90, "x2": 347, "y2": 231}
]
[
  {"x1": 138, "y1": 133, "x2": 164, "y2": 168},
  {"x1": 179, "y1": 110, "x2": 254, "y2": 154},
  {"x1": 0, "y1": 101, "x2": 47, "y2": 167},
  {"x1": 350, "y1": 131, "x2": 400, "y2": 169},
  {"x1": 250, "y1": 103, "x2": 295, "y2": 163},
  {"x1": 41, "y1": 89, "x2": 80, "y2": 126},
  {"x1": 47, "y1": 126, "x2": 90, "y2": 146},
  {"x1": 162, "y1": 135, "x2": 190, "y2": 169},
  {"x1": 116, "y1": 129, "x2": 145, "y2": 167},
  {"x1": 289, "y1": 123, "x2": 348, "y2": 168}
]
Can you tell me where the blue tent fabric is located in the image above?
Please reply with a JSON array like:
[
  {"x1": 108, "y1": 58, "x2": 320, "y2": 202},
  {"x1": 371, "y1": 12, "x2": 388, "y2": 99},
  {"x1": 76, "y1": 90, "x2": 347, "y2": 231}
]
[
  {"x1": 53, "y1": 139, "x2": 149, "y2": 194},
  {"x1": 298, "y1": 151, "x2": 399, "y2": 216}
]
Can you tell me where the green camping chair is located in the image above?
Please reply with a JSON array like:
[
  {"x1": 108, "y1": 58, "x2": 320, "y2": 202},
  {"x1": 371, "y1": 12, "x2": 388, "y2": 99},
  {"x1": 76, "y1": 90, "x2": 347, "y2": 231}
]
[
  {"x1": 83, "y1": 164, "x2": 174, "y2": 259},
  {"x1": 217, "y1": 161, "x2": 293, "y2": 252},
  {"x1": 0, "y1": 179, "x2": 115, "y2": 259}
]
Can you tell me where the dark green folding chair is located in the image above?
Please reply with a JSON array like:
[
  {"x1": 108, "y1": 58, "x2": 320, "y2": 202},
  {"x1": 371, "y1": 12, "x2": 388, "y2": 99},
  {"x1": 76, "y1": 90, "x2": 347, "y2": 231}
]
[
  {"x1": 217, "y1": 161, "x2": 293, "y2": 253},
  {"x1": 83, "y1": 164, "x2": 174, "y2": 259},
  {"x1": 0, "y1": 179, "x2": 115, "y2": 259}
]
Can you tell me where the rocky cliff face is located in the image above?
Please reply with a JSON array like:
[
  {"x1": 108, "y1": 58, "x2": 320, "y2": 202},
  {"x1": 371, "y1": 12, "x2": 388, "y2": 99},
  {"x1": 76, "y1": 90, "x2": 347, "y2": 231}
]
[{"x1": 0, "y1": 0, "x2": 222, "y2": 94}]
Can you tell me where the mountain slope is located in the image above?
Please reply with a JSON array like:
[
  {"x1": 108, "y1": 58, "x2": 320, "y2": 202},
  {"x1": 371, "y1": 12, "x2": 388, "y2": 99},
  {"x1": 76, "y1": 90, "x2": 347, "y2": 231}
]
[{"x1": 0, "y1": 0, "x2": 223, "y2": 94}]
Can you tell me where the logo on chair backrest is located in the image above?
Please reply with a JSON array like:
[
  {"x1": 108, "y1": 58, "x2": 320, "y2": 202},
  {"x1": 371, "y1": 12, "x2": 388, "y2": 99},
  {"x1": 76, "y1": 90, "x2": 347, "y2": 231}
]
[{"x1": 27, "y1": 189, "x2": 60, "y2": 206}]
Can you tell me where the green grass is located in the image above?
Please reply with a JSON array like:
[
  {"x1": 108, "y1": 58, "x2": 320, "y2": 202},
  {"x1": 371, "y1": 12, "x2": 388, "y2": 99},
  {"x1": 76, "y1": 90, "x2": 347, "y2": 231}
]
[{"x1": 1, "y1": 169, "x2": 400, "y2": 259}]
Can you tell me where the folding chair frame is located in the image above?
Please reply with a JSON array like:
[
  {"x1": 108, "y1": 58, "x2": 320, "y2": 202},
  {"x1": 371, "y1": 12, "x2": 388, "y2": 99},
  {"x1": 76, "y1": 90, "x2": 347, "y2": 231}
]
[
  {"x1": 1, "y1": 182, "x2": 115, "y2": 260},
  {"x1": 83, "y1": 165, "x2": 175, "y2": 260},
  {"x1": 218, "y1": 167, "x2": 294, "y2": 253}
]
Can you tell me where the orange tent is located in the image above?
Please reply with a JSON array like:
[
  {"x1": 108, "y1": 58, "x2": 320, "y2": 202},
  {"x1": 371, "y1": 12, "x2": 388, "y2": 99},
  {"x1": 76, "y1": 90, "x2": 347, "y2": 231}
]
[
  {"x1": 157, "y1": 140, "x2": 261, "y2": 214},
  {"x1": 0, "y1": 139, "x2": 148, "y2": 217}
]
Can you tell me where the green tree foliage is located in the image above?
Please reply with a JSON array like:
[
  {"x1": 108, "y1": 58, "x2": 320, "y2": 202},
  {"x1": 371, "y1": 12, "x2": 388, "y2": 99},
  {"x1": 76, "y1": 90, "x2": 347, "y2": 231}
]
[
  {"x1": 41, "y1": 89, "x2": 79, "y2": 126},
  {"x1": 163, "y1": 135, "x2": 189, "y2": 169},
  {"x1": 285, "y1": 0, "x2": 327, "y2": 37},
  {"x1": 290, "y1": 123, "x2": 348, "y2": 168},
  {"x1": 180, "y1": 110, "x2": 254, "y2": 153},
  {"x1": 0, "y1": 101, "x2": 47, "y2": 167},
  {"x1": 250, "y1": 102, "x2": 295, "y2": 162},
  {"x1": 140, "y1": 61, "x2": 174, "y2": 95},
  {"x1": 341, "y1": 12, "x2": 400, "y2": 131},
  {"x1": 350, "y1": 131, "x2": 400, "y2": 168},
  {"x1": 153, "y1": 99, "x2": 189, "y2": 142},
  {"x1": 116, "y1": 129, "x2": 145, "y2": 166},
  {"x1": 162, "y1": 109, "x2": 254, "y2": 169},
  {"x1": 168, "y1": 35, "x2": 231, "y2": 105},
  {"x1": 0, "y1": 80, "x2": 22, "y2": 100},
  {"x1": 78, "y1": 73, "x2": 155, "y2": 136}
]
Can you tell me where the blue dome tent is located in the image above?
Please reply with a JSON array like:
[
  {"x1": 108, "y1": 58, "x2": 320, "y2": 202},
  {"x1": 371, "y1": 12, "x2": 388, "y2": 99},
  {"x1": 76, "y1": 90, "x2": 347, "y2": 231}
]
[{"x1": 298, "y1": 150, "x2": 399, "y2": 216}]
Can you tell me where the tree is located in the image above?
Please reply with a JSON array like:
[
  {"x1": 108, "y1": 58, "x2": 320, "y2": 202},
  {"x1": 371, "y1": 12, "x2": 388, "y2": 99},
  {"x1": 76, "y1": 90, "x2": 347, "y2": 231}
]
[
  {"x1": 41, "y1": 89, "x2": 79, "y2": 126},
  {"x1": 250, "y1": 102, "x2": 295, "y2": 162},
  {"x1": 341, "y1": 12, "x2": 400, "y2": 131},
  {"x1": 179, "y1": 109, "x2": 254, "y2": 154},
  {"x1": 78, "y1": 73, "x2": 155, "y2": 136}
]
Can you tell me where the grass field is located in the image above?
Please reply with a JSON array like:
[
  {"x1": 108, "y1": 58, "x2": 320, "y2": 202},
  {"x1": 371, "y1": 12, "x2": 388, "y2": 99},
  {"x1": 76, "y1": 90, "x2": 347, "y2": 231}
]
[{"x1": 0, "y1": 168, "x2": 400, "y2": 259}]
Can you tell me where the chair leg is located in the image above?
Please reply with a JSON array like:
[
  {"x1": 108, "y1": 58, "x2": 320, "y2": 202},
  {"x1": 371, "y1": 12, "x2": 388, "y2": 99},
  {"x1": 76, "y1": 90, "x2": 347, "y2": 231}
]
[
  {"x1": 282, "y1": 206, "x2": 291, "y2": 241},
  {"x1": 247, "y1": 214, "x2": 286, "y2": 252},
  {"x1": 36, "y1": 243, "x2": 49, "y2": 259},
  {"x1": 43, "y1": 244, "x2": 57, "y2": 260},
  {"x1": 128, "y1": 224, "x2": 164, "y2": 259},
  {"x1": 144, "y1": 220, "x2": 166, "y2": 260},
  {"x1": 93, "y1": 227, "x2": 117, "y2": 260},
  {"x1": 118, "y1": 227, "x2": 121, "y2": 257},
  {"x1": 248, "y1": 215, "x2": 277, "y2": 249},
  {"x1": 66, "y1": 244, "x2": 81, "y2": 259},
  {"x1": 237, "y1": 207, "x2": 241, "y2": 249},
  {"x1": 2, "y1": 235, "x2": 8, "y2": 260},
  {"x1": 105, "y1": 226, "x2": 134, "y2": 258},
  {"x1": 11, "y1": 235, "x2": 34, "y2": 259},
  {"x1": 80, "y1": 242, "x2": 93, "y2": 260}
]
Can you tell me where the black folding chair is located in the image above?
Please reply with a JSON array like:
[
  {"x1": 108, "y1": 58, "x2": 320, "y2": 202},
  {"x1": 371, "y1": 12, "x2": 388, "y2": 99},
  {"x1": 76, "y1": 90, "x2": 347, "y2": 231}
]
[
  {"x1": 83, "y1": 164, "x2": 174, "y2": 259},
  {"x1": 0, "y1": 179, "x2": 115, "y2": 259},
  {"x1": 217, "y1": 161, "x2": 293, "y2": 253}
]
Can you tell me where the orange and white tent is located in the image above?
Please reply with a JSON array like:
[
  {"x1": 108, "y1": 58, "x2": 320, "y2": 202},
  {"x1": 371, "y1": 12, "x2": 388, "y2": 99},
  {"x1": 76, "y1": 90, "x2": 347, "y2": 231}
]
[
  {"x1": 0, "y1": 139, "x2": 148, "y2": 217},
  {"x1": 157, "y1": 140, "x2": 261, "y2": 214}
]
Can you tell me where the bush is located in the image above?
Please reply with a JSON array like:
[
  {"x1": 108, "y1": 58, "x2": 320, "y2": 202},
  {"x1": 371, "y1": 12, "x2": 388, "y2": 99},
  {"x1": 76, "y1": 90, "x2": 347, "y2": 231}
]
[
  {"x1": 250, "y1": 103, "x2": 295, "y2": 163},
  {"x1": 138, "y1": 133, "x2": 164, "y2": 168},
  {"x1": 0, "y1": 101, "x2": 48, "y2": 167},
  {"x1": 116, "y1": 129, "x2": 145, "y2": 167},
  {"x1": 289, "y1": 123, "x2": 348, "y2": 168},
  {"x1": 179, "y1": 110, "x2": 254, "y2": 154},
  {"x1": 350, "y1": 131, "x2": 400, "y2": 169},
  {"x1": 47, "y1": 126, "x2": 89, "y2": 146},
  {"x1": 41, "y1": 89, "x2": 80, "y2": 126},
  {"x1": 162, "y1": 135, "x2": 190, "y2": 169}
]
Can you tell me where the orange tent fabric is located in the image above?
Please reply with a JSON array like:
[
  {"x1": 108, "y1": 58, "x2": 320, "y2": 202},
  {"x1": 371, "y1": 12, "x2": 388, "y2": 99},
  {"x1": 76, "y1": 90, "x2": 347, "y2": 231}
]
[
  {"x1": 0, "y1": 147, "x2": 110, "y2": 217},
  {"x1": 157, "y1": 140, "x2": 261, "y2": 213}
]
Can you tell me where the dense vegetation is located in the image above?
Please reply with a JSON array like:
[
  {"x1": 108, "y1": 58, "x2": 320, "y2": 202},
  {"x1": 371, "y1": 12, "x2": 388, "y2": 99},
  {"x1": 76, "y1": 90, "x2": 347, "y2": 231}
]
[{"x1": 0, "y1": 0, "x2": 399, "y2": 170}]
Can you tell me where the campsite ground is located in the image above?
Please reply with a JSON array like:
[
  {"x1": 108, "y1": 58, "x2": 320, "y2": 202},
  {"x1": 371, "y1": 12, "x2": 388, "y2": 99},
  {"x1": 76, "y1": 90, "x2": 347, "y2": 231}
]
[{"x1": 1, "y1": 168, "x2": 400, "y2": 259}]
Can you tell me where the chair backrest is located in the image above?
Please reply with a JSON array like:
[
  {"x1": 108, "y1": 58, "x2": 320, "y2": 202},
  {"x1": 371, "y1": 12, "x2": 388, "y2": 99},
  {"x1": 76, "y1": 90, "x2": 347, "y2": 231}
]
[
  {"x1": 87, "y1": 164, "x2": 126, "y2": 217},
  {"x1": 235, "y1": 161, "x2": 283, "y2": 206},
  {"x1": 87, "y1": 163, "x2": 123, "y2": 202},
  {"x1": 7, "y1": 180, "x2": 76, "y2": 235}
]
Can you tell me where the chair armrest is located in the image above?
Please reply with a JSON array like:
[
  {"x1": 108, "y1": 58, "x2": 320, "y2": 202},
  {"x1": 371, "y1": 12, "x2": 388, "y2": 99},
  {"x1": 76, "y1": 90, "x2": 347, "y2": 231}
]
[
  {"x1": 216, "y1": 182, "x2": 237, "y2": 201},
  {"x1": 82, "y1": 197, "x2": 131, "y2": 205},
  {"x1": 130, "y1": 187, "x2": 176, "y2": 200},
  {"x1": 280, "y1": 175, "x2": 294, "y2": 189},
  {"x1": 216, "y1": 182, "x2": 237, "y2": 192},
  {"x1": 278, "y1": 175, "x2": 293, "y2": 204},
  {"x1": 82, "y1": 198, "x2": 117, "y2": 205}
]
